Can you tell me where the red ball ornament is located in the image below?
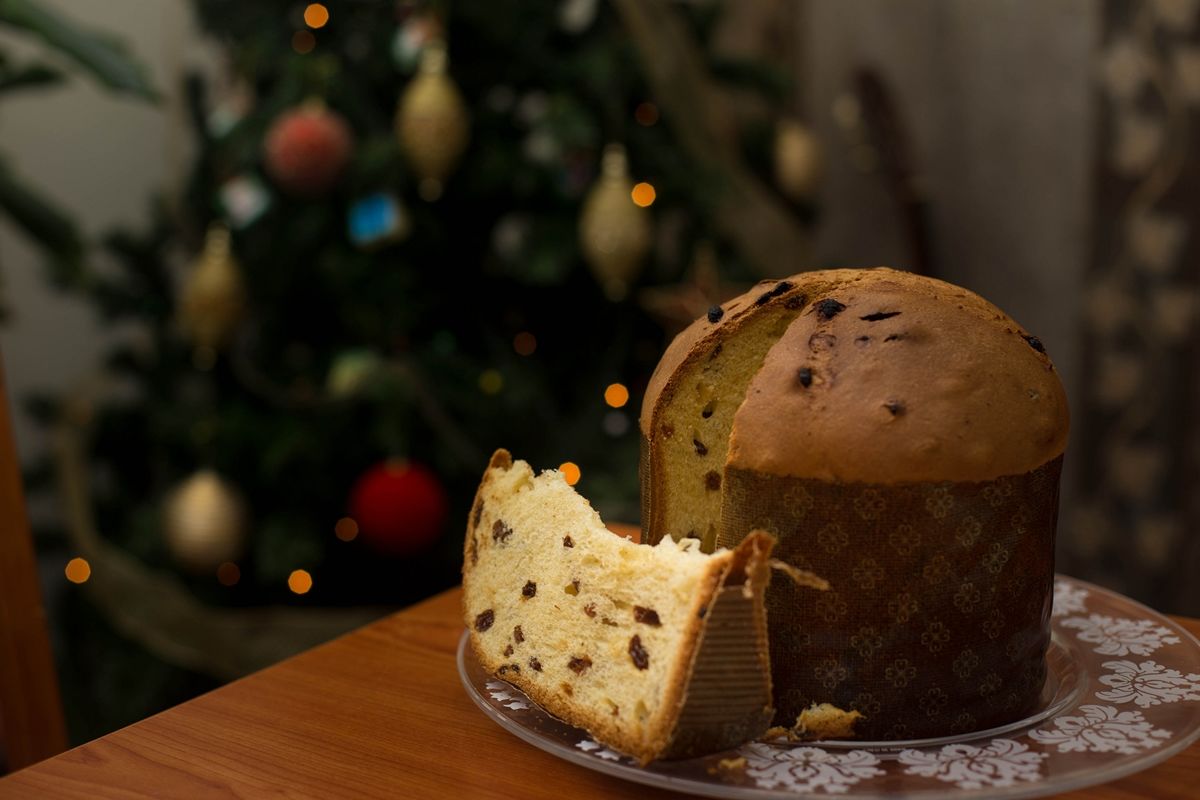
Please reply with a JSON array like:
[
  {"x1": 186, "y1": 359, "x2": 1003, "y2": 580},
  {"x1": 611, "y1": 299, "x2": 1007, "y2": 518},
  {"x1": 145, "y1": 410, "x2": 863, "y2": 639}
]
[
  {"x1": 348, "y1": 460, "x2": 448, "y2": 556},
  {"x1": 263, "y1": 103, "x2": 353, "y2": 196}
]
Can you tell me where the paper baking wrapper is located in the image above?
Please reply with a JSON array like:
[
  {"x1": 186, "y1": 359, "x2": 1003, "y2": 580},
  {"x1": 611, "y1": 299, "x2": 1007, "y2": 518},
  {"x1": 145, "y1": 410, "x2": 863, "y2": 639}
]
[{"x1": 717, "y1": 455, "x2": 1062, "y2": 739}]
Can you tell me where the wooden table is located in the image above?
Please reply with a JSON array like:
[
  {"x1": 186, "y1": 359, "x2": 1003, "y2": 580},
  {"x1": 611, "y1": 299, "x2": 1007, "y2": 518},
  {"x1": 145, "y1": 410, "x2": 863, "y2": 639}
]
[{"x1": 3, "y1": 589, "x2": 1198, "y2": 799}]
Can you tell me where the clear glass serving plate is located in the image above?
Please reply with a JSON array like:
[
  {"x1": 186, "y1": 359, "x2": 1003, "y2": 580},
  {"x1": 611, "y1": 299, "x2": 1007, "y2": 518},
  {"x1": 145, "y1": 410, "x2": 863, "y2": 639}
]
[{"x1": 459, "y1": 576, "x2": 1200, "y2": 798}]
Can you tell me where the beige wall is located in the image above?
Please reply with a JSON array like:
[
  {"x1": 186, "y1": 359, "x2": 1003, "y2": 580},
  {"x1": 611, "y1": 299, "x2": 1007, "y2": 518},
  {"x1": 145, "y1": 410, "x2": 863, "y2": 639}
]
[
  {"x1": 0, "y1": 0, "x2": 201, "y2": 466},
  {"x1": 806, "y1": 0, "x2": 1100, "y2": 411}
]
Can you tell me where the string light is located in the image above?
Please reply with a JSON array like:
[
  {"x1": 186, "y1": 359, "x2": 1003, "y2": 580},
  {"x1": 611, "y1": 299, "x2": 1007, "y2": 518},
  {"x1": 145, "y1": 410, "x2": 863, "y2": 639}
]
[
  {"x1": 292, "y1": 30, "x2": 316, "y2": 54},
  {"x1": 303, "y1": 3, "x2": 330, "y2": 29},
  {"x1": 558, "y1": 461, "x2": 581, "y2": 486},
  {"x1": 635, "y1": 102, "x2": 659, "y2": 126},
  {"x1": 335, "y1": 516, "x2": 359, "y2": 542},
  {"x1": 288, "y1": 569, "x2": 313, "y2": 595},
  {"x1": 65, "y1": 557, "x2": 91, "y2": 584},
  {"x1": 217, "y1": 562, "x2": 241, "y2": 586},
  {"x1": 631, "y1": 182, "x2": 656, "y2": 208},
  {"x1": 479, "y1": 369, "x2": 504, "y2": 394},
  {"x1": 513, "y1": 331, "x2": 537, "y2": 356},
  {"x1": 604, "y1": 382, "x2": 629, "y2": 408}
]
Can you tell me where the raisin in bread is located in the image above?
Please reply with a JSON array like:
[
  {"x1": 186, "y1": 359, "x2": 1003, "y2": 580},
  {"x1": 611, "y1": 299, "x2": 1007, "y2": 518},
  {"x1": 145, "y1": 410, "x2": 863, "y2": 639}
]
[
  {"x1": 640, "y1": 268, "x2": 1069, "y2": 739},
  {"x1": 463, "y1": 449, "x2": 775, "y2": 764}
]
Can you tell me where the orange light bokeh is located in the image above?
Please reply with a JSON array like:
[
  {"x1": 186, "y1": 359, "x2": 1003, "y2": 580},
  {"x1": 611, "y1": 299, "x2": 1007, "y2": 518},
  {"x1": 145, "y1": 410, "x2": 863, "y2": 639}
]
[{"x1": 558, "y1": 461, "x2": 581, "y2": 486}]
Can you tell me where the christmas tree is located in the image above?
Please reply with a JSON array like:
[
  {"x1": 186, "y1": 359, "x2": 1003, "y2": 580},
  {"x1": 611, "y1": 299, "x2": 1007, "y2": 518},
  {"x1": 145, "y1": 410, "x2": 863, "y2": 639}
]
[{"x1": 28, "y1": 0, "x2": 818, "y2": 740}]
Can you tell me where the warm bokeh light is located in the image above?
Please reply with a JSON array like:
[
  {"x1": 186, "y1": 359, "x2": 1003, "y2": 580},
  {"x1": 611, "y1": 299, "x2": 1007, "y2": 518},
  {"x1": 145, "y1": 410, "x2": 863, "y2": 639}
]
[
  {"x1": 65, "y1": 557, "x2": 91, "y2": 584},
  {"x1": 559, "y1": 461, "x2": 581, "y2": 486},
  {"x1": 303, "y1": 3, "x2": 330, "y2": 28},
  {"x1": 288, "y1": 569, "x2": 313, "y2": 595},
  {"x1": 631, "y1": 182, "x2": 656, "y2": 207},
  {"x1": 513, "y1": 331, "x2": 537, "y2": 356},
  {"x1": 478, "y1": 369, "x2": 504, "y2": 394},
  {"x1": 604, "y1": 382, "x2": 629, "y2": 408},
  {"x1": 634, "y1": 102, "x2": 659, "y2": 126},
  {"x1": 217, "y1": 561, "x2": 241, "y2": 586},
  {"x1": 335, "y1": 516, "x2": 359, "y2": 542},
  {"x1": 292, "y1": 30, "x2": 316, "y2": 54}
]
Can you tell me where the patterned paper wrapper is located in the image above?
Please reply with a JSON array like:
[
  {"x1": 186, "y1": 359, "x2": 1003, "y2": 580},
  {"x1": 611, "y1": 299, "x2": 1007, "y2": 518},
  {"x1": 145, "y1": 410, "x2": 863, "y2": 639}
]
[{"x1": 716, "y1": 456, "x2": 1063, "y2": 740}]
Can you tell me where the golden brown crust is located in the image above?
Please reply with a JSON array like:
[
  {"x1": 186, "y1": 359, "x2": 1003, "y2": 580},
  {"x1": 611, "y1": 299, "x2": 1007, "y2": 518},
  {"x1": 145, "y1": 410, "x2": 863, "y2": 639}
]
[
  {"x1": 728, "y1": 272, "x2": 1069, "y2": 482},
  {"x1": 638, "y1": 268, "x2": 882, "y2": 436},
  {"x1": 639, "y1": 268, "x2": 888, "y2": 540}
]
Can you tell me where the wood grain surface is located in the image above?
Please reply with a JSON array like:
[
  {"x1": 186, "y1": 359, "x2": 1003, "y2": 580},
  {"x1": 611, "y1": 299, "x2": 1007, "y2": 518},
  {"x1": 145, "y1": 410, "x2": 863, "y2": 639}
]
[{"x1": 3, "y1": 572, "x2": 1198, "y2": 797}]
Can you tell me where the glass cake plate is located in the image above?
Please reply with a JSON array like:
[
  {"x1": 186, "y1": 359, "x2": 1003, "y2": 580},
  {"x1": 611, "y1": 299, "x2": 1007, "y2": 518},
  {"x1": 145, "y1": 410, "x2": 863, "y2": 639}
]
[{"x1": 458, "y1": 575, "x2": 1200, "y2": 798}]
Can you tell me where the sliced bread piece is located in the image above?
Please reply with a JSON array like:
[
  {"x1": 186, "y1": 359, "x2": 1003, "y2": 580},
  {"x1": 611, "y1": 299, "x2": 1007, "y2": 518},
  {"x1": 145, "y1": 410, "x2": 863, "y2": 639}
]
[{"x1": 463, "y1": 449, "x2": 775, "y2": 764}]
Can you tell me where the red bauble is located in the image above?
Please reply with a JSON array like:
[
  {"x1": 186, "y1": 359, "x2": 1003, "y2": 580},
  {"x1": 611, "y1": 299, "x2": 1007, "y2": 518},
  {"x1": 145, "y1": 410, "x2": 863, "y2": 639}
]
[
  {"x1": 263, "y1": 103, "x2": 353, "y2": 196},
  {"x1": 348, "y1": 460, "x2": 448, "y2": 556}
]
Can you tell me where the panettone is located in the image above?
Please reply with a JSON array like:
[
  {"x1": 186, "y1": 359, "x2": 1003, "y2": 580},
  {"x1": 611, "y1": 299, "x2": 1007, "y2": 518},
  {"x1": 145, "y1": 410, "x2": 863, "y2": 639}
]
[
  {"x1": 640, "y1": 267, "x2": 1069, "y2": 739},
  {"x1": 463, "y1": 449, "x2": 777, "y2": 764}
]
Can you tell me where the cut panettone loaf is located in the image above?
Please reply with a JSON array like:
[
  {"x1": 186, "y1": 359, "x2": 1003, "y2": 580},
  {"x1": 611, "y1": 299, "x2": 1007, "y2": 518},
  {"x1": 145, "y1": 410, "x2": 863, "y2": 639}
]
[
  {"x1": 463, "y1": 449, "x2": 776, "y2": 764},
  {"x1": 640, "y1": 267, "x2": 1070, "y2": 740}
]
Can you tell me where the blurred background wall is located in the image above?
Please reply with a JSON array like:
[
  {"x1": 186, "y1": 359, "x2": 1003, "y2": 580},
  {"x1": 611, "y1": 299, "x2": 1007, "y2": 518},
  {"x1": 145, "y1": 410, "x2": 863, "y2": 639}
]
[{"x1": 0, "y1": 0, "x2": 199, "y2": 471}]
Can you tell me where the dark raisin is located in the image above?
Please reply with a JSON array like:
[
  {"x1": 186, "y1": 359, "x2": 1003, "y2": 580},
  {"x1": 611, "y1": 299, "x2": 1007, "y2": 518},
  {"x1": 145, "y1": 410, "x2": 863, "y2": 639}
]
[
  {"x1": 474, "y1": 609, "x2": 495, "y2": 632},
  {"x1": 584, "y1": 602, "x2": 597, "y2": 617},
  {"x1": 784, "y1": 294, "x2": 805, "y2": 310},
  {"x1": 884, "y1": 333, "x2": 904, "y2": 342},
  {"x1": 816, "y1": 298, "x2": 846, "y2": 320},
  {"x1": 855, "y1": 336, "x2": 871, "y2": 347},
  {"x1": 503, "y1": 644, "x2": 514, "y2": 657},
  {"x1": 561, "y1": 683, "x2": 574, "y2": 696},
  {"x1": 568, "y1": 656, "x2": 592, "y2": 674},
  {"x1": 563, "y1": 535, "x2": 574, "y2": 548},
  {"x1": 467, "y1": 535, "x2": 478, "y2": 565},
  {"x1": 704, "y1": 470, "x2": 721, "y2": 491},
  {"x1": 754, "y1": 280, "x2": 793, "y2": 306},
  {"x1": 1023, "y1": 334, "x2": 1046, "y2": 353},
  {"x1": 634, "y1": 606, "x2": 662, "y2": 626},
  {"x1": 509, "y1": 664, "x2": 520, "y2": 673},
  {"x1": 611, "y1": 705, "x2": 620, "y2": 716},
  {"x1": 529, "y1": 657, "x2": 542, "y2": 672},
  {"x1": 472, "y1": 500, "x2": 484, "y2": 530},
  {"x1": 797, "y1": 367, "x2": 813, "y2": 388},
  {"x1": 601, "y1": 616, "x2": 619, "y2": 627},
  {"x1": 629, "y1": 636, "x2": 650, "y2": 670},
  {"x1": 861, "y1": 310, "x2": 901, "y2": 321},
  {"x1": 522, "y1": 580, "x2": 537, "y2": 598},
  {"x1": 497, "y1": 665, "x2": 510, "y2": 675},
  {"x1": 701, "y1": 405, "x2": 714, "y2": 419},
  {"x1": 884, "y1": 400, "x2": 905, "y2": 416},
  {"x1": 707, "y1": 305, "x2": 724, "y2": 323},
  {"x1": 514, "y1": 625, "x2": 524, "y2": 643},
  {"x1": 693, "y1": 438, "x2": 708, "y2": 456},
  {"x1": 492, "y1": 520, "x2": 513, "y2": 544}
]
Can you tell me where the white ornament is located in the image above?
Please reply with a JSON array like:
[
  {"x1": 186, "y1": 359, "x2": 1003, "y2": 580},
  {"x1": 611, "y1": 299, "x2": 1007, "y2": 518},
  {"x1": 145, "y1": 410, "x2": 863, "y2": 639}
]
[
  {"x1": 1052, "y1": 579, "x2": 1090, "y2": 617},
  {"x1": 1062, "y1": 614, "x2": 1182, "y2": 656},
  {"x1": 898, "y1": 739, "x2": 1046, "y2": 790},
  {"x1": 485, "y1": 680, "x2": 530, "y2": 711},
  {"x1": 739, "y1": 743, "x2": 884, "y2": 794},
  {"x1": 1030, "y1": 704, "x2": 1172, "y2": 754},
  {"x1": 1097, "y1": 660, "x2": 1200, "y2": 708},
  {"x1": 575, "y1": 738, "x2": 626, "y2": 762}
]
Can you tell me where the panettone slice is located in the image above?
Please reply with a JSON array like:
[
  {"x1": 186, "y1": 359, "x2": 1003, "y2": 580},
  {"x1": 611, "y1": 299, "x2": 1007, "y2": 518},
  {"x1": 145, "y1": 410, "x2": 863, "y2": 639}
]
[{"x1": 463, "y1": 450, "x2": 776, "y2": 765}]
